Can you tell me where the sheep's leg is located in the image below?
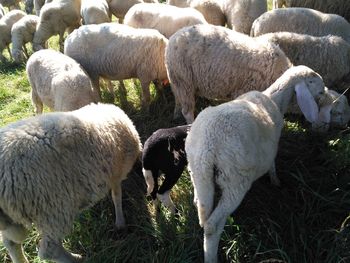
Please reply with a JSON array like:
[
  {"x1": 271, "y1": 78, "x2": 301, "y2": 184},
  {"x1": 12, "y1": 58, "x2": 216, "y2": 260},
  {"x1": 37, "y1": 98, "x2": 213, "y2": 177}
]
[
  {"x1": 58, "y1": 31, "x2": 65, "y2": 53},
  {"x1": 140, "y1": 80, "x2": 151, "y2": 110},
  {"x1": 203, "y1": 187, "x2": 248, "y2": 263},
  {"x1": 118, "y1": 80, "x2": 128, "y2": 106},
  {"x1": 31, "y1": 88, "x2": 43, "y2": 114},
  {"x1": 91, "y1": 77, "x2": 102, "y2": 100},
  {"x1": 182, "y1": 104, "x2": 195, "y2": 124},
  {"x1": 7, "y1": 46, "x2": 13, "y2": 60},
  {"x1": 22, "y1": 45, "x2": 29, "y2": 59},
  {"x1": 111, "y1": 182, "x2": 126, "y2": 229},
  {"x1": 0, "y1": 215, "x2": 29, "y2": 263},
  {"x1": 268, "y1": 162, "x2": 280, "y2": 186},
  {"x1": 157, "y1": 171, "x2": 183, "y2": 214},
  {"x1": 38, "y1": 236, "x2": 82, "y2": 263}
]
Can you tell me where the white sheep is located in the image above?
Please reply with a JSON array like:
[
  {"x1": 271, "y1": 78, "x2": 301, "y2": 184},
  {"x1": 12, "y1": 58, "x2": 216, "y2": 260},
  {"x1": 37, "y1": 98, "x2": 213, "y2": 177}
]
[
  {"x1": 11, "y1": 14, "x2": 39, "y2": 63},
  {"x1": 0, "y1": 9, "x2": 26, "y2": 62},
  {"x1": 0, "y1": 103, "x2": 142, "y2": 263},
  {"x1": 124, "y1": 3, "x2": 208, "y2": 38},
  {"x1": 250, "y1": 7, "x2": 350, "y2": 43},
  {"x1": 81, "y1": 0, "x2": 111, "y2": 25},
  {"x1": 221, "y1": 0, "x2": 267, "y2": 34},
  {"x1": 165, "y1": 24, "x2": 292, "y2": 123},
  {"x1": 33, "y1": 0, "x2": 81, "y2": 52},
  {"x1": 256, "y1": 32, "x2": 350, "y2": 88},
  {"x1": 107, "y1": 0, "x2": 158, "y2": 23},
  {"x1": 167, "y1": 0, "x2": 226, "y2": 26},
  {"x1": 0, "y1": 0, "x2": 20, "y2": 10},
  {"x1": 185, "y1": 66, "x2": 332, "y2": 263},
  {"x1": 26, "y1": 49, "x2": 100, "y2": 114},
  {"x1": 0, "y1": 4, "x2": 5, "y2": 19},
  {"x1": 273, "y1": 0, "x2": 350, "y2": 22},
  {"x1": 64, "y1": 23, "x2": 168, "y2": 109}
]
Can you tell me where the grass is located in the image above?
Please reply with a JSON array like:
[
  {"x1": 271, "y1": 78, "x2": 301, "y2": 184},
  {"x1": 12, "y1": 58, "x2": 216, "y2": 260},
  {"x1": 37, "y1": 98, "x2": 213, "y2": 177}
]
[{"x1": 1, "y1": 2, "x2": 350, "y2": 263}]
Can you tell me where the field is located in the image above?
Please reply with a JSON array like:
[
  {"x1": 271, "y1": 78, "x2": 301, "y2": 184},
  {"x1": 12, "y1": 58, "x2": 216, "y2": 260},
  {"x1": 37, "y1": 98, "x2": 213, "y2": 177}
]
[{"x1": 1, "y1": 1, "x2": 350, "y2": 263}]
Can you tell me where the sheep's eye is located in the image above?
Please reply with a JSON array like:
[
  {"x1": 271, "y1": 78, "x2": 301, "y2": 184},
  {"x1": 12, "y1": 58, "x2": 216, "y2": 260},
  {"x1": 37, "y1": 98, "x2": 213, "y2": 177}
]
[{"x1": 319, "y1": 91, "x2": 324, "y2": 95}]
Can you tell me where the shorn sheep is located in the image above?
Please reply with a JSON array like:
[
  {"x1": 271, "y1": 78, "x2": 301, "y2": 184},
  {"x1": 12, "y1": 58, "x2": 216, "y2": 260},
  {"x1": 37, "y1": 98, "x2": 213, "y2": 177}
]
[
  {"x1": 11, "y1": 14, "x2": 39, "y2": 63},
  {"x1": 167, "y1": 0, "x2": 226, "y2": 26},
  {"x1": 185, "y1": 66, "x2": 333, "y2": 263},
  {"x1": 64, "y1": 23, "x2": 168, "y2": 109},
  {"x1": 26, "y1": 49, "x2": 100, "y2": 114},
  {"x1": 33, "y1": 0, "x2": 81, "y2": 52},
  {"x1": 250, "y1": 8, "x2": 350, "y2": 43},
  {"x1": 0, "y1": 103, "x2": 142, "y2": 263},
  {"x1": 166, "y1": 24, "x2": 292, "y2": 123},
  {"x1": 142, "y1": 124, "x2": 190, "y2": 214},
  {"x1": 81, "y1": 0, "x2": 111, "y2": 25},
  {"x1": 273, "y1": 0, "x2": 350, "y2": 22},
  {"x1": 0, "y1": 9, "x2": 26, "y2": 62},
  {"x1": 221, "y1": 0, "x2": 267, "y2": 34},
  {"x1": 124, "y1": 3, "x2": 208, "y2": 39}
]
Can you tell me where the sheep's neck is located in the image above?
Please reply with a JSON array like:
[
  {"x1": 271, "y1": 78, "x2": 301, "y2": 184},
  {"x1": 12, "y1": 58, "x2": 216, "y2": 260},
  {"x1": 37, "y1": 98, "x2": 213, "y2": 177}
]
[{"x1": 263, "y1": 79, "x2": 295, "y2": 115}]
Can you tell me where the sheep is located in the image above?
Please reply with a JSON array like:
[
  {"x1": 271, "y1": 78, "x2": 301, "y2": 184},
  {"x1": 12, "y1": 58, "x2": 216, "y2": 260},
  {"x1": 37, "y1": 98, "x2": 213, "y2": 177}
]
[
  {"x1": 64, "y1": 23, "x2": 168, "y2": 109},
  {"x1": 81, "y1": 0, "x2": 111, "y2": 25},
  {"x1": 11, "y1": 14, "x2": 39, "y2": 63},
  {"x1": 0, "y1": 103, "x2": 142, "y2": 263},
  {"x1": 26, "y1": 49, "x2": 100, "y2": 114},
  {"x1": 185, "y1": 65, "x2": 333, "y2": 263},
  {"x1": 142, "y1": 124, "x2": 191, "y2": 214},
  {"x1": 167, "y1": 0, "x2": 226, "y2": 26},
  {"x1": 0, "y1": 4, "x2": 5, "y2": 19},
  {"x1": 221, "y1": 0, "x2": 267, "y2": 34},
  {"x1": 32, "y1": 0, "x2": 81, "y2": 52},
  {"x1": 0, "y1": 9, "x2": 26, "y2": 62},
  {"x1": 165, "y1": 24, "x2": 293, "y2": 123},
  {"x1": 0, "y1": 0, "x2": 20, "y2": 10},
  {"x1": 273, "y1": 0, "x2": 350, "y2": 22},
  {"x1": 250, "y1": 8, "x2": 350, "y2": 43},
  {"x1": 256, "y1": 32, "x2": 350, "y2": 88},
  {"x1": 107, "y1": 0, "x2": 158, "y2": 23},
  {"x1": 124, "y1": 3, "x2": 208, "y2": 39}
]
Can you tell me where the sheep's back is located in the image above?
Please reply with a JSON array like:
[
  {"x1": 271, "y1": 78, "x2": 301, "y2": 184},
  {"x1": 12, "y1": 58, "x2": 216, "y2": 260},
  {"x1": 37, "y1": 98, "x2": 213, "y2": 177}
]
[{"x1": 166, "y1": 24, "x2": 291, "y2": 101}]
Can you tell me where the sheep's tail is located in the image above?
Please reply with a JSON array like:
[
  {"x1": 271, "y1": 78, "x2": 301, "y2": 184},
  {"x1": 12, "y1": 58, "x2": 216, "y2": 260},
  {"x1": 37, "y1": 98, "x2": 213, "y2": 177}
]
[
  {"x1": 188, "y1": 151, "x2": 216, "y2": 228},
  {"x1": 142, "y1": 168, "x2": 154, "y2": 195}
]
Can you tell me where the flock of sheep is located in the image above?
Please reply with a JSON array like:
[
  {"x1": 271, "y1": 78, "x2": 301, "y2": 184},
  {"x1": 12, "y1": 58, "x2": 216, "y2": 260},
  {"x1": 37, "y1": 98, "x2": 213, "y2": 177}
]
[{"x1": 0, "y1": 0, "x2": 350, "y2": 262}]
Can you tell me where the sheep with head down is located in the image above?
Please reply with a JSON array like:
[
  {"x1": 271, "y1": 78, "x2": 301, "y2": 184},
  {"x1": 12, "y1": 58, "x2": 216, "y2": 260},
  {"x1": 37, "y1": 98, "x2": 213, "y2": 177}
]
[{"x1": 186, "y1": 65, "x2": 333, "y2": 263}]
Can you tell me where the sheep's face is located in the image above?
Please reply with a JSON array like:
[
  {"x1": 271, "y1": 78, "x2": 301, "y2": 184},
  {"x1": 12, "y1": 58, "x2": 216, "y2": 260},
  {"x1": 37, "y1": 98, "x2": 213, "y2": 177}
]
[
  {"x1": 330, "y1": 94, "x2": 350, "y2": 128},
  {"x1": 12, "y1": 49, "x2": 25, "y2": 63}
]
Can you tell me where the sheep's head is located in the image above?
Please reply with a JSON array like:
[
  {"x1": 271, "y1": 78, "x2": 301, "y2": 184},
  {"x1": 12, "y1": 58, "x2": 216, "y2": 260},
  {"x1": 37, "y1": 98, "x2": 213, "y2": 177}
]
[
  {"x1": 11, "y1": 49, "x2": 25, "y2": 63},
  {"x1": 326, "y1": 89, "x2": 350, "y2": 129}
]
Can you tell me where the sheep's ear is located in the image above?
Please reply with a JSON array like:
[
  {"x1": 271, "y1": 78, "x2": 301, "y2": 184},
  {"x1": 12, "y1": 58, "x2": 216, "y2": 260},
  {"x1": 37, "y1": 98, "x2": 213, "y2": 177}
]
[
  {"x1": 317, "y1": 105, "x2": 332, "y2": 124},
  {"x1": 295, "y1": 82, "x2": 319, "y2": 123}
]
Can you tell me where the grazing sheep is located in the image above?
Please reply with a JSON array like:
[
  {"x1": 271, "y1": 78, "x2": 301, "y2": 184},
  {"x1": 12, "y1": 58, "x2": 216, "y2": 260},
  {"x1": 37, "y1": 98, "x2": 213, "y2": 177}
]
[
  {"x1": 81, "y1": 0, "x2": 111, "y2": 25},
  {"x1": 26, "y1": 49, "x2": 100, "y2": 114},
  {"x1": 142, "y1": 124, "x2": 190, "y2": 214},
  {"x1": 33, "y1": 0, "x2": 81, "y2": 52},
  {"x1": 167, "y1": 0, "x2": 226, "y2": 26},
  {"x1": 250, "y1": 8, "x2": 350, "y2": 43},
  {"x1": 256, "y1": 32, "x2": 350, "y2": 87},
  {"x1": 0, "y1": 103, "x2": 142, "y2": 263},
  {"x1": 165, "y1": 24, "x2": 292, "y2": 123},
  {"x1": 11, "y1": 14, "x2": 39, "y2": 63},
  {"x1": 273, "y1": 0, "x2": 350, "y2": 22},
  {"x1": 124, "y1": 3, "x2": 208, "y2": 38},
  {"x1": 0, "y1": 4, "x2": 5, "y2": 19},
  {"x1": 107, "y1": 0, "x2": 158, "y2": 23},
  {"x1": 0, "y1": 9, "x2": 26, "y2": 62},
  {"x1": 185, "y1": 66, "x2": 332, "y2": 263},
  {"x1": 33, "y1": 0, "x2": 45, "y2": 15},
  {"x1": 0, "y1": 0, "x2": 20, "y2": 10},
  {"x1": 64, "y1": 23, "x2": 168, "y2": 108},
  {"x1": 326, "y1": 89, "x2": 350, "y2": 128},
  {"x1": 222, "y1": 0, "x2": 267, "y2": 34}
]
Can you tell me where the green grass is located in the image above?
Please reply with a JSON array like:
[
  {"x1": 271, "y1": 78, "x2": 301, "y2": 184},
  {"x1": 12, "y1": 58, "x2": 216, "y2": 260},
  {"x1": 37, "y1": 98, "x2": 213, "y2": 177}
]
[{"x1": 1, "y1": 1, "x2": 350, "y2": 262}]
